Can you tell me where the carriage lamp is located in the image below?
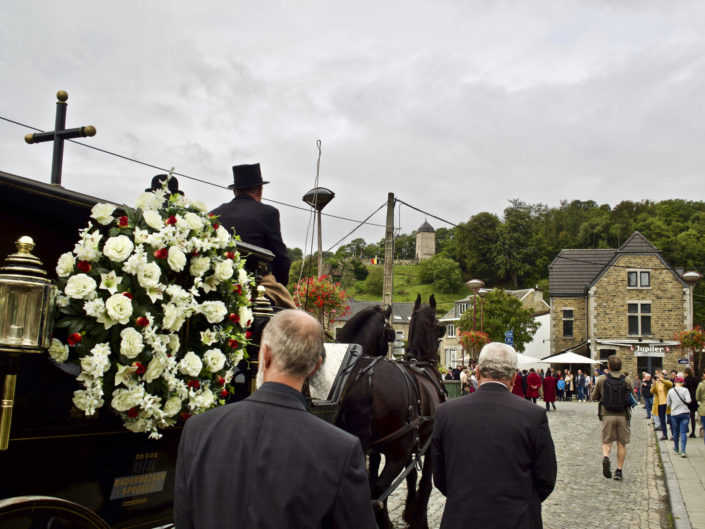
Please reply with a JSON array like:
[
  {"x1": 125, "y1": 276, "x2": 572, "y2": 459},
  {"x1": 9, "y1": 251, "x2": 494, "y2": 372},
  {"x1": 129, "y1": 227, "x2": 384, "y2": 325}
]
[{"x1": 0, "y1": 236, "x2": 57, "y2": 450}]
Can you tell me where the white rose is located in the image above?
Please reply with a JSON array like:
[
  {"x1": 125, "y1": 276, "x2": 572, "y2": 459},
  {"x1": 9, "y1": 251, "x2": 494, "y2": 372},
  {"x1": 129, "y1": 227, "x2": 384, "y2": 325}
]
[
  {"x1": 200, "y1": 301, "x2": 227, "y2": 324},
  {"x1": 125, "y1": 417, "x2": 148, "y2": 434},
  {"x1": 239, "y1": 306, "x2": 254, "y2": 327},
  {"x1": 238, "y1": 267, "x2": 249, "y2": 285},
  {"x1": 142, "y1": 210, "x2": 164, "y2": 230},
  {"x1": 183, "y1": 212, "x2": 205, "y2": 232},
  {"x1": 90, "y1": 203, "x2": 117, "y2": 225},
  {"x1": 164, "y1": 396, "x2": 183, "y2": 417},
  {"x1": 203, "y1": 349, "x2": 226, "y2": 373},
  {"x1": 105, "y1": 294, "x2": 133, "y2": 325},
  {"x1": 190, "y1": 388, "x2": 215, "y2": 410},
  {"x1": 190, "y1": 200, "x2": 208, "y2": 213},
  {"x1": 167, "y1": 246, "x2": 187, "y2": 272},
  {"x1": 73, "y1": 389, "x2": 103, "y2": 415},
  {"x1": 135, "y1": 192, "x2": 163, "y2": 211},
  {"x1": 144, "y1": 354, "x2": 168, "y2": 383},
  {"x1": 103, "y1": 235, "x2": 134, "y2": 262},
  {"x1": 137, "y1": 262, "x2": 161, "y2": 288},
  {"x1": 214, "y1": 259, "x2": 234, "y2": 281},
  {"x1": 111, "y1": 385, "x2": 146, "y2": 412},
  {"x1": 83, "y1": 298, "x2": 106, "y2": 318},
  {"x1": 189, "y1": 256, "x2": 211, "y2": 277},
  {"x1": 215, "y1": 225, "x2": 230, "y2": 246},
  {"x1": 65, "y1": 274, "x2": 97, "y2": 299},
  {"x1": 48, "y1": 338, "x2": 69, "y2": 363},
  {"x1": 120, "y1": 328, "x2": 144, "y2": 359},
  {"x1": 168, "y1": 334, "x2": 180, "y2": 355},
  {"x1": 162, "y1": 303, "x2": 185, "y2": 332},
  {"x1": 178, "y1": 351, "x2": 203, "y2": 377},
  {"x1": 56, "y1": 252, "x2": 75, "y2": 277}
]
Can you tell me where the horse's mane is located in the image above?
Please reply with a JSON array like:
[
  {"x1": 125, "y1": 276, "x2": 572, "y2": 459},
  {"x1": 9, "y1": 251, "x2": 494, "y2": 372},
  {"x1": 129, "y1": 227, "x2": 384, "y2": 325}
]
[{"x1": 337, "y1": 306, "x2": 384, "y2": 342}]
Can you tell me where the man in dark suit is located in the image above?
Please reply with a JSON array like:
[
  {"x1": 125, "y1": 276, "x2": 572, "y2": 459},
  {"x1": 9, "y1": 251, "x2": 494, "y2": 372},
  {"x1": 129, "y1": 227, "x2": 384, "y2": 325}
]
[
  {"x1": 432, "y1": 342, "x2": 557, "y2": 529},
  {"x1": 174, "y1": 310, "x2": 376, "y2": 529},
  {"x1": 210, "y1": 163, "x2": 296, "y2": 308}
]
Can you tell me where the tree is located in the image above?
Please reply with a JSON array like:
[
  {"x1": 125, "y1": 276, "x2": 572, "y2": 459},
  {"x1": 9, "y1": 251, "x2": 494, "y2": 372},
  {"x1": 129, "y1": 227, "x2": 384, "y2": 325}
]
[
  {"x1": 417, "y1": 256, "x2": 463, "y2": 293},
  {"x1": 364, "y1": 266, "x2": 384, "y2": 295},
  {"x1": 288, "y1": 247, "x2": 303, "y2": 262},
  {"x1": 458, "y1": 289, "x2": 539, "y2": 352}
]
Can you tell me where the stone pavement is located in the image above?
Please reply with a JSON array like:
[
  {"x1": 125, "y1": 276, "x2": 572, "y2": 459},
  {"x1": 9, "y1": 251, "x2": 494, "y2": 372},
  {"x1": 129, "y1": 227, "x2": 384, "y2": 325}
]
[
  {"x1": 658, "y1": 419, "x2": 705, "y2": 529},
  {"x1": 387, "y1": 400, "x2": 672, "y2": 528}
]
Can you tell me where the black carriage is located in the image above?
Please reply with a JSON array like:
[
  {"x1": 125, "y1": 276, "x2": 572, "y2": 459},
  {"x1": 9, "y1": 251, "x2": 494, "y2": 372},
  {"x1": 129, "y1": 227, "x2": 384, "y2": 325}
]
[{"x1": 0, "y1": 170, "x2": 363, "y2": 528}]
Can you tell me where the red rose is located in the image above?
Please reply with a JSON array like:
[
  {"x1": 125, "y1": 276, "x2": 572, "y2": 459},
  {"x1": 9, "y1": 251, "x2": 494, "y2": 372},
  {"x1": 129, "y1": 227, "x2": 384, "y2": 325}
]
[
  {"x1": 127, "y1": 407, "x2": 139, "y2": 418},
  {"x1": 245, "y1": 331, "x2": 253, "y2": 339},
  {"x1": 225, "y1": 251, "x2": 235, "y2": 260},
  {"x1": 123, "y1": 292, "x2": 133, "y2": 299},
  {"x1": 187, "y1": 379, "x2": 200, "y2": 389},
  {"x1": 217, "y1": 376, "x2": 226, "y2": 386},
  {"x1": 67, "y1": 333, "x2": 82, "y2": 346},
  {"x1": 154, "y1": 248, "x2": 168, "y2": 259},
  {"x1": 220, "y1": 389, "x2": 229, "y2": 398},
  {"x1": 133, "y1": 361, "x2": 146, "y2": 375},
  {"x1": 229, "y1": 313, "x2": 240, "y2": 323},
  {"x1": 181, "y1": 412, "x2": 191, "y2": 421},
  {"x1": 166, "y1": 215, "x2": 177, "y2": 225},
  {"x1": 136, "y1": 316, "x2": 150, "y2": 327},
  {"x1": 213, "y1": 223, "x2": 219, "y2": 230},
  {"x1": 192, "y1": 251, "x2": 200, "y2": 256},
  {"x1": 232, "y1": 284, "x2": 242, "y2": 295},
  {"x1": 118, "y1": 216, "x2": 129, "y2": 228},
  {"x1": 228, "y1": 339, "x2": 239, "y2": 349},
  {"x1": 76, "y1": 261, "x2": 91, "y2": 273}
]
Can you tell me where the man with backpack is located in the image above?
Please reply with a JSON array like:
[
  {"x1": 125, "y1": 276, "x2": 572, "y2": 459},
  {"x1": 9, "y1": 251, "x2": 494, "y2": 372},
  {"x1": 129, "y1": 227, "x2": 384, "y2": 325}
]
[{"x1": 592, "y1": 355, "x2": 634, "y2": 481}]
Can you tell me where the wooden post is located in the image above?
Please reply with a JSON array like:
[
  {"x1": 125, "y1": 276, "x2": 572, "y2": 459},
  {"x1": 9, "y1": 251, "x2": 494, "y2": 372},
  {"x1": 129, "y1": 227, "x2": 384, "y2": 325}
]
[{"x1": 382, "y1": 193, "x2": 395, "y2": 357}]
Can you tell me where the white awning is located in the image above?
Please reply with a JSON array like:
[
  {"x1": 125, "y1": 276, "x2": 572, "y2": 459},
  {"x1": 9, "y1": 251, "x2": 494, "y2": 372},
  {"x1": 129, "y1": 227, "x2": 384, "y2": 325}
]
[{"x1": 540, "y1": 351, "x2": 601, "y2": 364}]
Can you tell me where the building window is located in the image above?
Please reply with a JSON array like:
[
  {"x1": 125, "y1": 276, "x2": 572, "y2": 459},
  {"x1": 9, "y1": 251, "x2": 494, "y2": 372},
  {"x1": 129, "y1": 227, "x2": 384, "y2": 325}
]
[
  {"x1": 628, "y1": 302, "x2": 651, "y2": 336},
  {"x1": 456, "y1": 303, "x2": 467, "y2": 316},
  {"x1": 445, "y1": 348, "x2": 458, "y2": 367},
  {"x1": 447, "y1": 323, "x2": 455, "y2": 337},
  {"x1": 627, "y1": 270, "x2": 650, "y2": 288},
  {"x1": 562, "y1": 309, "x2": 574, "y2": 338}
]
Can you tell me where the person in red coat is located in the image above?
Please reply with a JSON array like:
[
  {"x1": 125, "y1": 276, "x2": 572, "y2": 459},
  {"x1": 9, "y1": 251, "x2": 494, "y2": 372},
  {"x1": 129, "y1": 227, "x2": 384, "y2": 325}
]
[
  {"x1": 512, "y1": 370, "x2": 525, "y2": 398},
  {"x1": 527, "y1": 368, "x2": 542, "y2": 404},
  {"x1": 542, "y1": 369, "x2": 557, "y2": 411}
]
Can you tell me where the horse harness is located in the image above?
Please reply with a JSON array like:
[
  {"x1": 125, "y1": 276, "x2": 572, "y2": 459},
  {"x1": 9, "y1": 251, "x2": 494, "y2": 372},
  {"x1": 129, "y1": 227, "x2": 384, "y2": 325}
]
[{"x1": 357, "y1": 358, "x2": 447, "y2": 453}]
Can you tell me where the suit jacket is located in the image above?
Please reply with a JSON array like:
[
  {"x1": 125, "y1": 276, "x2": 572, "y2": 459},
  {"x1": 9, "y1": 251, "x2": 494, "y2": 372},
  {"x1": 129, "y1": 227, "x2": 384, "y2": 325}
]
[
  {"x1": 210, "y1": 195, "x2": 291, "y2": 285},
  {"x1": 174, "y1": 382, "x2": 376, "y2": 529},
  {"x1": 432, "y1": 382, "x2": 557, "y2": 529}
]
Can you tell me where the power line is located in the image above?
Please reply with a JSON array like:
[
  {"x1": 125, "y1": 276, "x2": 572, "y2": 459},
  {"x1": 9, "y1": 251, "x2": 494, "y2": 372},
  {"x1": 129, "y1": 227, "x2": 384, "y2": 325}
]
[
  {"x1": 325, "y1": 202, "x2": 387, "y2": 253},
  {"x1": 0, "y1": 115, "x2": 386, "y2": 228}
]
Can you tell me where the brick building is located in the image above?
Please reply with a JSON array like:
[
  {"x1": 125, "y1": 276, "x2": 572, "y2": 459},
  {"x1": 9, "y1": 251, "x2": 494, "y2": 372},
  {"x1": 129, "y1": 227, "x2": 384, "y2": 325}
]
[{"x1": 548, "y1": 232, "x2": 692, "y2": 375}]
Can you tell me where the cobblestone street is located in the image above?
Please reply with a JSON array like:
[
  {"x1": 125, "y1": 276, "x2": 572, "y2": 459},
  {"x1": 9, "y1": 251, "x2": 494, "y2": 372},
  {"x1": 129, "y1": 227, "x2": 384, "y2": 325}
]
[{"x1": 387, "y1": 400, "x2": 671, "y2": 528}]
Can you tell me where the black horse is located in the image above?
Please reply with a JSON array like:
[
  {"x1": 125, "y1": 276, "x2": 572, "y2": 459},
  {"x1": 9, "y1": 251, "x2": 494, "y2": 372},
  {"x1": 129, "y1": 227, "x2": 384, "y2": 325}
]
[
  {"x1": 336, "y1": 295, "x2": 446, "y2": 529},
  {"x1": 336, "y1": 304, "x2": 395, "y2": 357}
]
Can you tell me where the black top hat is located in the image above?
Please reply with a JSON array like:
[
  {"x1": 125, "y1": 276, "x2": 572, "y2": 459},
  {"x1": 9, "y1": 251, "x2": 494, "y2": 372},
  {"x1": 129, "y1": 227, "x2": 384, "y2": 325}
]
[
  {"x1": 146, "y1": 174, "x2": 184, "y2": 195},
  {"x1": 228, "y1": 163, "x2": 269, "y2": 190}
]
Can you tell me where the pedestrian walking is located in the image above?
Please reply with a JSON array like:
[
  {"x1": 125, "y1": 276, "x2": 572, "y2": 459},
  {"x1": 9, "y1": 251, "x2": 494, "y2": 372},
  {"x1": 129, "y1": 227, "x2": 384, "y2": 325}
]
[
  {"x1": 432, "y1": 342, "x2": 557, "y2": 528},
  {"x1": 683, "y1": 366, "x2": 699, "y2": 438},
  {"x1": 696, "y1": 371, "x2": 705, "y2": 443},
  {"x1": 565, "y1": 371, "x2": 574, "y2": 401},
  {"x1": 592, "y1": 355, "x2": 634, "y2": 481},
  {"x1": 651, "y1": 370, "x2": 673, "y2": 441},
  {"x1": 641, "y1": 372, "x2": 653, "y2": 419},
  {"x1": 667, "y1": 376, "x2": 692, "y2": 457},
  {"x1": 527, "y1": 368, "x2": 542, "y2": 404}
]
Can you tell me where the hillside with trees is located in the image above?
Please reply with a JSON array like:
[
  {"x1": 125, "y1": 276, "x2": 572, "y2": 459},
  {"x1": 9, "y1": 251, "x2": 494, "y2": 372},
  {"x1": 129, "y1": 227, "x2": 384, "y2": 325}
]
[{"x1": 288, "y1": 198, "x2": 705, "y2": 322}]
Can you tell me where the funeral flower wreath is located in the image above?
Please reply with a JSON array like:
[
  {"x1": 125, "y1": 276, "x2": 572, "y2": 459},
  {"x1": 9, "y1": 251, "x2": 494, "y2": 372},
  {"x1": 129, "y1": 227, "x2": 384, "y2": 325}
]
[{"x1": 49, "y1": 183, "x2": 254, "y2": 438}]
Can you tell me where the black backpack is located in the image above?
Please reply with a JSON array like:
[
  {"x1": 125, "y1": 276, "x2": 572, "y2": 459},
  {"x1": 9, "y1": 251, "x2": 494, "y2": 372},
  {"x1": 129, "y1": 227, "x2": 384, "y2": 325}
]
[{"x1": 602, "y1": 374, "x2": 628, "y2": 411}]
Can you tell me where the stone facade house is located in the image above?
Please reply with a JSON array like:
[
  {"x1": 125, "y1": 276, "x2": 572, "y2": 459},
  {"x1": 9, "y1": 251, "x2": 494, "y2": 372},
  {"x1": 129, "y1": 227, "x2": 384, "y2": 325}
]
[
  {"x1": 439, "y1": 288, "x2": 550, "y2": 368},
  {"x1": 548, "y1": 232, "x2": 692, "y2": 375}
]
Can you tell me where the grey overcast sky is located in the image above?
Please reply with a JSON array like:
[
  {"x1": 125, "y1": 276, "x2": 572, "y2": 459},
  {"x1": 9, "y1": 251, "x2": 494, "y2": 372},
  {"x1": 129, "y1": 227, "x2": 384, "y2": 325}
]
[{"x1": 2, "y1": 1, "x2": 705, "y2": 253}]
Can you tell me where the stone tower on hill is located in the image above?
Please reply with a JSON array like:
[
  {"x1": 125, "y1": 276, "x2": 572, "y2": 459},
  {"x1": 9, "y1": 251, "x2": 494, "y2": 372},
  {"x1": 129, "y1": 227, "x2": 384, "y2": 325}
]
[{"x1": 415, "y1": 220, "x2": 435, "y2": 260}]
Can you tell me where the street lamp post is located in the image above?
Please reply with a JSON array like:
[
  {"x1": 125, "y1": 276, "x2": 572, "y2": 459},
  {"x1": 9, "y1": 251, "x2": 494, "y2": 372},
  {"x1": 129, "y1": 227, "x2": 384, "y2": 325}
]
[
  {"x1": 302, "y1": 187, "x2": 335, "y2": 277},
  {"x1": 465, "y1": 279, "x2": 485, "y2": 362},
  {"x1": 478, "y1": 288, "x2": 488, "y2": 333},
  {"x1": 681, "y1": 271, "x2": 703, "y2": 330}
]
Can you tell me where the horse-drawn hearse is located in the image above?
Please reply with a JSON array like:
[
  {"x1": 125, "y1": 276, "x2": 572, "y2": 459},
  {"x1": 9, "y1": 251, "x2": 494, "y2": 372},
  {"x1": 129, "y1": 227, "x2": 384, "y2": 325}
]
[{"x1": 0, "y1": 169, "x2": 447, "y2": 529}]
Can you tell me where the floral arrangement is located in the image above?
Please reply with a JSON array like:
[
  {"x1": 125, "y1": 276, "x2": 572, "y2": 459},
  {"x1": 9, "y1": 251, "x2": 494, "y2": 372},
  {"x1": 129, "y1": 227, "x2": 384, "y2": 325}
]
[
  {"x1": 293, "y1": 275, "x2": 350, "y2": 331},
  {"x1": 48, "y1": 181, "x2": 254, "y2": 438},
  {"x1": 459, "y1": 330, "x2": 490, "y2": 360},
  {"x1": 675, "y1": 327, "x2": 705, "y2": 351}
]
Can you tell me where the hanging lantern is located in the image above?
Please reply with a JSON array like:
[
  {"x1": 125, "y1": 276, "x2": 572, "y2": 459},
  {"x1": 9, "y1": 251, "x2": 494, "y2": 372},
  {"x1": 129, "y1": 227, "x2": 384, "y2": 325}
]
[{"x1": 0, "y1": 236, "x2": 57, "y2": 450}]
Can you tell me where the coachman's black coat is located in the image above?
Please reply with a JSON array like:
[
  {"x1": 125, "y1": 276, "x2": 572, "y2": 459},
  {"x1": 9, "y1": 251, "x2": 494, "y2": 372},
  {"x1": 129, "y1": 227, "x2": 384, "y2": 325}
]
[{"x1": 210, "y1": 195, "x2": 291, "y2": 285}]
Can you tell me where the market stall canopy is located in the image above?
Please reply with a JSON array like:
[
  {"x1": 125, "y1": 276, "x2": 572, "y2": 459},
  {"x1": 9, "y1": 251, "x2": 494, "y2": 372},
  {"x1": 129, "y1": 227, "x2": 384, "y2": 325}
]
[{"x1": 540, "y1": 351, "x2": 601, "y2": 364}]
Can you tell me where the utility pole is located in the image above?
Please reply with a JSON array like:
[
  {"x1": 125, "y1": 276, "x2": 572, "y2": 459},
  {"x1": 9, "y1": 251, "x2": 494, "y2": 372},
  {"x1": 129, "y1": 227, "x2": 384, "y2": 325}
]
[{"x1": 382, "y1": 191, "x2": 395, "y2": 309}]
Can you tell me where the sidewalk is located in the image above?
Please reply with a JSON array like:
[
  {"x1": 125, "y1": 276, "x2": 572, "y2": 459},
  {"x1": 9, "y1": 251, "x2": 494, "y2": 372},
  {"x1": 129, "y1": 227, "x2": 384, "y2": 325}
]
[{"x1": 658, "y1": 425, "x2": 705, "y2": 529}]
